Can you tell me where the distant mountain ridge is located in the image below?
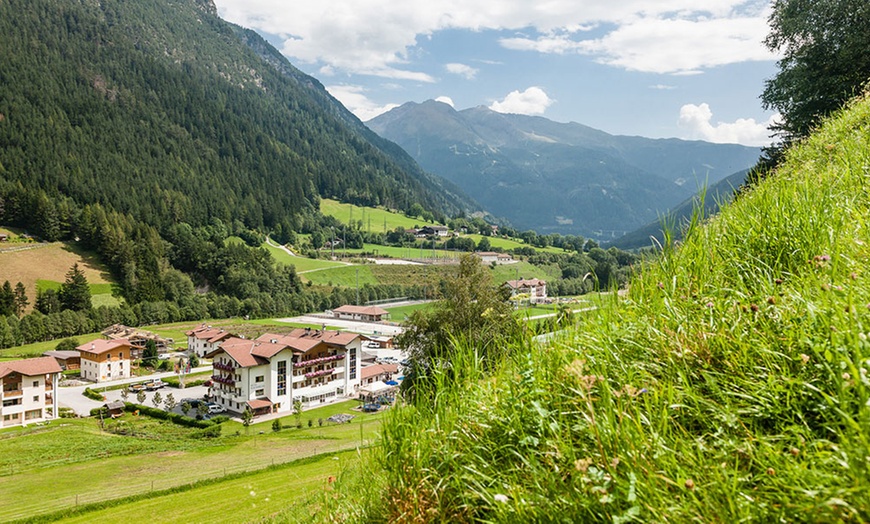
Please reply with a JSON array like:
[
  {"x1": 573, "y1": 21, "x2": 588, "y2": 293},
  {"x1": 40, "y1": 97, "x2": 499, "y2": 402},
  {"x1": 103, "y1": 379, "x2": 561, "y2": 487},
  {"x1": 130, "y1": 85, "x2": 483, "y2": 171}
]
[{"x1": 367, "y1": 100, "x2": 760, "y2": 238}]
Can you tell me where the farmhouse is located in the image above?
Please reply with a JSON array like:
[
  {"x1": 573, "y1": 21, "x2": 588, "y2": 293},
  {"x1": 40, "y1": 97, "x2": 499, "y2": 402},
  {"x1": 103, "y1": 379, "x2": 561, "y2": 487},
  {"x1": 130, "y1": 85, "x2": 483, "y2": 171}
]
[
  {"x1": 505, "y1": 278, "x2": 548, "y2": 304},
  {"x1": 421, "y1": 225, "x2": 449, "y2": 237},
  {"x1": 476, "y1": 251, "x2": 514, "y2": 265},
  {"x1": 186, "y1": 325, "x2": 234, "y2": 358},
  {"x1": 77, "y1": 338, "x2": 133, "y2": 383},
  {"x1": 207, "y1": 328, "x2": 362, "y2": 415},
  {"x1": 102, "y1": 324, "x2": 173, "y2": 360},
  {"x1": 332, "y1": 305, "x2": 389, "y2": 322},
  {"x1": 1, "y1": 356, "x2": 61, "y2": 427}
]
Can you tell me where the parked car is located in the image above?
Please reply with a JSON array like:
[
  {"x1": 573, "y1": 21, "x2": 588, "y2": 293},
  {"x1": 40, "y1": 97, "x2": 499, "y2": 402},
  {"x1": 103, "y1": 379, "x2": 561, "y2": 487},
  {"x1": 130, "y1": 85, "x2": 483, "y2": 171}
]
[
  {"x1": 144, "y1": 379, "x2": 165, "y2": 391},
  {"x1": 158, "y1": 353, "x2": 171, "y2": 360},
  {"x1": 206, "y1": 403, "x2": 225, "y2": 414},
  {"x1": 128, "y1": 383, "x2": 146, "y2": 392}
]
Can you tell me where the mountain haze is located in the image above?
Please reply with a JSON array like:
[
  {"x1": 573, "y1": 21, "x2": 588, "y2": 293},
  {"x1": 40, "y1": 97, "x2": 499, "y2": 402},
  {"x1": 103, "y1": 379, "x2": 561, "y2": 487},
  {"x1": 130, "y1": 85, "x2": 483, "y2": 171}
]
[{"x1": 367, "y1": 100, "x2": 760, "y2": 238}]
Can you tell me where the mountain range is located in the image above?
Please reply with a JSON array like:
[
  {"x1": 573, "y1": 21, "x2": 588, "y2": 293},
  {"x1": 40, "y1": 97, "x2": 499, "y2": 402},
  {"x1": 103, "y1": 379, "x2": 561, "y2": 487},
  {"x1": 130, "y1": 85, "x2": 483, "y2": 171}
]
[{"x1": 367, "y1": 100, "x2": 761, "y2": 239}]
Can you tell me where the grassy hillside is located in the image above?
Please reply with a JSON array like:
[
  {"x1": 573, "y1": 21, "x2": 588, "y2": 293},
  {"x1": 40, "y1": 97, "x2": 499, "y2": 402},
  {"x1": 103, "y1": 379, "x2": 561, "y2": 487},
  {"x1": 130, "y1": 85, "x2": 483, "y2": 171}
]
[
  {"x1": 290, "y1": 96, "x2": 870, "y2": 522},
  {"x1": 0, "y1": 240, "x2": 119, "y2": 311},
  {"x1": 320, "y1": 198, "x2": 440, "y2": 232}
]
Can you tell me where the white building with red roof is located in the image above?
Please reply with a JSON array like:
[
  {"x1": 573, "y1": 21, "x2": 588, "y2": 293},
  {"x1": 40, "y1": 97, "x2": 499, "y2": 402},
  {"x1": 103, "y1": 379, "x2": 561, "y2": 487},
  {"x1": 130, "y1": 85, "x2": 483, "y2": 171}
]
[
  {"x1": 505, "y1": 278, "x2": 548, "y2": 303},
  {"x1": 207, "y1": 327, "x2": 362, "y2": 416},
  {"x1": 332, "y1": 305, "x2": 389, "y2": 322},
  {"x1": 1, "y1": 356, "x2": 62, "y2": 427},
  {"x1": 77, "y1": 338, "x2": 134, "y2": 383},
  {"x1": 186, "y1": 325, "x2": 234, "y2": 358}
]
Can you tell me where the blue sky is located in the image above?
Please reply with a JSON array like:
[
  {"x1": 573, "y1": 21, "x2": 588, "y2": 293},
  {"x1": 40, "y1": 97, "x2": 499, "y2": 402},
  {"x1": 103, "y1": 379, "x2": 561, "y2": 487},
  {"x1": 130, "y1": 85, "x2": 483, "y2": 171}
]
[{"x1": 214, "y1": 0, "x2": 780, "y2": 146}]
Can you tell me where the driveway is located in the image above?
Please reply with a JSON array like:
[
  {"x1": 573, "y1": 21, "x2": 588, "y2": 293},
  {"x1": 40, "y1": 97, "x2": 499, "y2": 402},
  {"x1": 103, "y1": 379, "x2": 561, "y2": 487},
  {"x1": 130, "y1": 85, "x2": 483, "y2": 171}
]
[{"x1": 58, "y1": 366, "x2": 212, "y2": 416}]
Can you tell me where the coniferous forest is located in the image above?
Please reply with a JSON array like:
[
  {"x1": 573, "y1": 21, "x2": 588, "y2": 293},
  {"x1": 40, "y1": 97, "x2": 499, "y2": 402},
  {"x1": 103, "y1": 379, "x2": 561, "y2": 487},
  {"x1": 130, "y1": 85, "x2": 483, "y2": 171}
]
[{"x1": 0, "y1": 0, "x2": 465, "y2": 338}]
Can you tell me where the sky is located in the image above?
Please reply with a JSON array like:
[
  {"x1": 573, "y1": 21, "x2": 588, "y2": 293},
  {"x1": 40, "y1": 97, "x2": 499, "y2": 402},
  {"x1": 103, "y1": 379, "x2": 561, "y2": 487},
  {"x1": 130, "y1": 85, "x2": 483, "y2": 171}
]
[{"x1": 213, "y1": 0, "x2": 782, "y2": 147}]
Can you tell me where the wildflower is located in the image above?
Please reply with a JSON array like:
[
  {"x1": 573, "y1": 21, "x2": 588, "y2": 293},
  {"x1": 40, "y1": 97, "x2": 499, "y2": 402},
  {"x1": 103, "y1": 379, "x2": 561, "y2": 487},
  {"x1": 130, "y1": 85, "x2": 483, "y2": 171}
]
[
  {"x1": 657, "y1": 282, "x2": 664, "y2": 289},
  {"x1": 705, "y1": 301, "x2": 714, "y2": 308},
  {"x1": 494, "y1": 494, "x2": 509, "y2": 503},
  {"x1": 842, "y1": 372, "x2": 851, "y2": 381},
  {"x1": 789, "y1": 447, "x2": 800, "y2": 456},
  {"x1": 610, "y1": 457, "x2": 620, "y2": 469},
  {"x1": 800, "y1": 354, "x2": 810, "y2": 364},
  {"x1": 766, "y1": 468, "x2": 776, "y2": 476},
  {"x1": 684, "y1": 479, "x2": 695, "y2": 490},
  {"x1": 575, "y1": 458, "x2": 593, "y2": 472},
  {"x1": 850, "y1": 272, "x2": 858, "y2": 280},
  {"x1": 767, "y1": 296, "x2": 776, "y2": 305}
]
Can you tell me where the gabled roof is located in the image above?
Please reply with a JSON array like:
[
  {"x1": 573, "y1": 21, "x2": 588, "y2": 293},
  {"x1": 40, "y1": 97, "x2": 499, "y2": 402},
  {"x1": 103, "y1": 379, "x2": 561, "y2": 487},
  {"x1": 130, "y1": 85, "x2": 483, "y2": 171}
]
[
  {"x1": 207, "y1": 337, "x2": 273, "y2": 367},
  {"x1": 186, "y1": 325, "x2": 232, "y2": 342},
  {"x1": 360, "y1": 363, "x2": 399, "y2": 380},
  {"x1": 286, "y1": 328, "x2": 360, "y2": 347},
  {"x1": 43, "y1": 350, "x2": 81, "y2": 360},
  {"x1": 505, "y1": 278, "x2": 546, "y2": 288},
  {"x1": 333, "y1": 305, "x2": 389, "y2": 316},
  {"x1": 247, "y1": 399, "x2": 272, "y2": 410},
  {"x1": 76, "y1": 338, "x2": 133, "y2": 356},
  {"x1": 0, "y1": 356, "x2": 62, "y2": 378}
]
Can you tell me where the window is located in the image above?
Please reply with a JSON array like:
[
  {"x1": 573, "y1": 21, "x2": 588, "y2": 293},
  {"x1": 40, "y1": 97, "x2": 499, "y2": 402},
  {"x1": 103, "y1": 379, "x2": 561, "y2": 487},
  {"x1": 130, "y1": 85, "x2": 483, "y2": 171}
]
[
  {"x1": 255, "y1": 389, "x2": 264, "y2": 396},
  {"x1": 349, "y1": 348, "x2": 357, "y2": 380},
  {"x1": 255, "y1": 375, "x2": 264, "y2": 383},
  {"x1": 33, "y1": 396, "x2": 39, "y2": 402},
  {"x1": 32, "y1": 381, "x2": 39, "y2": 387},
  {"x1": 277, "y1": 361, "x2": 287, "y2": 396}
]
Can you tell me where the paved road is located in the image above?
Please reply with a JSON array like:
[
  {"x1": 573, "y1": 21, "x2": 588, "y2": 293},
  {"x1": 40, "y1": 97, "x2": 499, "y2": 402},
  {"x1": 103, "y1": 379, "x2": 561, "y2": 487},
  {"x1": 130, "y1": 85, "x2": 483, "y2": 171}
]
[
  {"x1": 58, "y1": 366, "x2": 212, "y2": 416},
  {"x1": 274, "y1": 315, "x2": 406, "y2": 336}
]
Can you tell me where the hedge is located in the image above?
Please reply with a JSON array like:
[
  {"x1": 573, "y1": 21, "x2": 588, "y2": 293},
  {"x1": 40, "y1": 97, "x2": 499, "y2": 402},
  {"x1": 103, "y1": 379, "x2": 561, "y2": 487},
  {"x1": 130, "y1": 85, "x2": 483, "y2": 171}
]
[{"x1": 82, "y1": 388, "x2": 105, "y2": 401}]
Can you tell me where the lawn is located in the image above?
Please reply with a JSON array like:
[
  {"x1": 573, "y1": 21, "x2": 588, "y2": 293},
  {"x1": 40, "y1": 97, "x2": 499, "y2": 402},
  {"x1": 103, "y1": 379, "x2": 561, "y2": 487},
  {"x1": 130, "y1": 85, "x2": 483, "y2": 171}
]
[
  {"x1": 489, "y1": 260, "x2": 562, "y2": 283},
  {"x1": 301, "y1": 265, "x2": 379, "y2": 287},
  {"x1": 464, "y1": 233, "x2": 567, "y2": 254},
  {"x1": 55, "y1": 449, "x2": 365, "y2": 524},
  {"x1": 0, "y1": 399, "x2": 384, "y2": 523},
  {"x1": 383, "y1": 302, "x2": 433, "y2": 321},
  {"x1": 0, "y1": 331, "x2": 103, "y2": 358},
  {"x1": 319, "y1": 199, "x2": 439, "y2": 232}
]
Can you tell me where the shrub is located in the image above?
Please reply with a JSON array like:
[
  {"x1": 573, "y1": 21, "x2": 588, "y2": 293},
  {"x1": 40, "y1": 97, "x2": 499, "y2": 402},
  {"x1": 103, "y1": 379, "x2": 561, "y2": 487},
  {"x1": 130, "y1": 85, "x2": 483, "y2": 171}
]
[
  {"x1": 190, "y1": 424, "x2": 222, "y2": 439},
  {"x1": 272, "y1": 419, "x2": 282, "y2": 432},
  {"x1": 83, "y1": 388, "x2": 105, "y2": 401}
]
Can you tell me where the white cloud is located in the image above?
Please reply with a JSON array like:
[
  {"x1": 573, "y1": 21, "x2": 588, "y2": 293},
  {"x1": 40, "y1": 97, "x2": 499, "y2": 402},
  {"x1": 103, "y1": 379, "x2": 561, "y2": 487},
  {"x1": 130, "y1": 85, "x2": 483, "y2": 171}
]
[
  {"x1": 678, "y1": 103, "x2": 779, "y2": 146},
  {"x1": 325, "y1": 84, "x2": 399, "y2": 121},
  {"x1": 490, "y1": 87, "x2": 554, "y2": 116},
  {"x1": 650, "y1": 84, "x2": 676, "y2": 90},
  {"x1": 435, "y1": 96, "x2": 455, "y2": 107},
  {"x1": 445, "y1": 63, "x2": 478, "y2": 79},
  {"x1": 500, "y1": 14, "x2": 774, "y2": 74},
  {"x1": 214, "y1": 1, "x2": 777, "y2": 79}
]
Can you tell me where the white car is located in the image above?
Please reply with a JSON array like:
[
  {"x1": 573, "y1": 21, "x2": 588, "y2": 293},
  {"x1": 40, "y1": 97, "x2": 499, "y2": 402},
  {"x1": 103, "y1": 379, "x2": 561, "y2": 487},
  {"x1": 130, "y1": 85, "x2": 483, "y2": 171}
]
[
  {"x1": 158, "y1": 353, "x2": 171, "y2": 360},
  {"x1": 207, "y1": 403, "x2": 225, "y2": 414}
]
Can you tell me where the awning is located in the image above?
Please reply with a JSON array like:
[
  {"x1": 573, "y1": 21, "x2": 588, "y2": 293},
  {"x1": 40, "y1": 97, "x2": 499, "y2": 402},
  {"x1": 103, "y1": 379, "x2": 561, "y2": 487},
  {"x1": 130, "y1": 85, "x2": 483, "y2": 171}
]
[
  {"x1": 384, "y1": 380, "x2": 399, "y2": 386},
  {"x1": 246, "y1": 399, "x2": 273, "y2": 410}
]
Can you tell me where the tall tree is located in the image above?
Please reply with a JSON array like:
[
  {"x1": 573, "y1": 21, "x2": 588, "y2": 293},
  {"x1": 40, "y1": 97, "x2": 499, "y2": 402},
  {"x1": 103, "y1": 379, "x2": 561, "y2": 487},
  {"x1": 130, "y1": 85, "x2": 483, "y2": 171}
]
[
  {"x1": 762, "y1": 0, "x2": 870, "y2": 147},
  {"x1": 0, "y1": 281, "x2": 14, "y2": 316},
  {"x1": 12, "y1": 282, "x2": 28, "y2": 317},
  {"x1": 398, "y1": 253, "x2": 521, "y2": 400},
  {"x1": 58, "y1": 264, "x2": 91, "y2": 311},
  {"x1": 35, "y1": 289, "x2": 61, "y2": 315}
]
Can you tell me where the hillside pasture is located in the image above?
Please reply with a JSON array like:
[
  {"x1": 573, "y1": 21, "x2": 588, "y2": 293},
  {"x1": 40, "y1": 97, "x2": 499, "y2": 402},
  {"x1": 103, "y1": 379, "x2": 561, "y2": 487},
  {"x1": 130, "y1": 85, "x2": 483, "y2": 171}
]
[
  {"x1": 319, "y1": 198, "x2": 440, "y2": 232},
  {"x1": 0, "y1": 241, "x2": 117, "y2": 312},
  {"x1": 261, "y1": 240, "x2": 347, "y2": 272}
]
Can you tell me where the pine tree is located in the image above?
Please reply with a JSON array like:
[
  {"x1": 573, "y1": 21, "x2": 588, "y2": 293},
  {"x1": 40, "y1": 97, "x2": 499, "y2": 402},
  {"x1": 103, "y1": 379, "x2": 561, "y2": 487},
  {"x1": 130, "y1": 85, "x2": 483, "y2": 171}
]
[
  {"x1": 12, "y1": 282, "x2": 28, "y2": 317},
  {"x1": 0, "y1": 281, "x2": 14, "y2": 316},
  {"x1": 58, "y1": 264, "x2": 91, "y2": 311}
]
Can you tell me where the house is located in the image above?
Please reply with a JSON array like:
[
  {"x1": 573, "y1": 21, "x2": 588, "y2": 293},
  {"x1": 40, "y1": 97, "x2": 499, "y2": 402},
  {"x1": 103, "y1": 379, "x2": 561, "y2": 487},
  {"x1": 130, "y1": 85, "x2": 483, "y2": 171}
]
[
  {"x1": 421, "y1": 225, "x2": 449, "y2": 237},
  {"x1": 332, "y1": 305, "x2": 389, "y2": 322},
  {"x1": 1, "y1": 356, "x2": 62, "y2": 427},
  {"x1": 102, "y1": 324, "x2": 173, "y2": 360},
  {"x1": 360, "y1": 363, "x2": 398, "y2": 386},
  {"x1": 42, "y1": 350, "x2": 81, "y2": 371},
  {"x1": 186, "y1": 325, "x2": 234, "y2": 358},
  {"x1": 362, "y1": 334, "x2": 394, "y2": 349},
  {"x1": 476, "y1": 251, "x2": 514, "y2": 265},
  {"x1": 505, "y1": 278, "x2": 548, "y2": 303},
  {"x1": 206, "y1": 328, "x2": 362, "y2": 415},
  {"x1": 76, "y1": 339, "x2": 133, "y2": 383}
]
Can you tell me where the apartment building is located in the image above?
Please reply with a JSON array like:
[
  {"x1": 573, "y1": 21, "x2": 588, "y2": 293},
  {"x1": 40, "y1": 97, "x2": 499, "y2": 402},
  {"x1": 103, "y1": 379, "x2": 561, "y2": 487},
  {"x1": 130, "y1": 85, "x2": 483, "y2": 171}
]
[
  {"x1": 1, "y1": 357, "x2": 62, "y2": 427},
  {"x1": 207, "y1": 328, "x2": 361, "y2": 416},
  {"x1": 186, "y1": 325, "x2": 234, "y2": 358}
]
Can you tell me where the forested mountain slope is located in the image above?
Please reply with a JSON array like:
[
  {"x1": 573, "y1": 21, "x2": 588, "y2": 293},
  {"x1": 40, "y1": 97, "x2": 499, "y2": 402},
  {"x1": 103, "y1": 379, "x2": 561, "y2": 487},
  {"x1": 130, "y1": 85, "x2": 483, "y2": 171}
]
[{"x1": 0, "y1": 0, "x2": 470, "y2": 237}]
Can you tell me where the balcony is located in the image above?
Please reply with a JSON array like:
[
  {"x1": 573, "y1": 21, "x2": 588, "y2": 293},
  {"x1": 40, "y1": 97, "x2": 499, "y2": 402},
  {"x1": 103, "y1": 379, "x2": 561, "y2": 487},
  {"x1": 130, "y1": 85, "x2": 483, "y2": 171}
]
[
  {"x1": 2, "y1": 389, "x2": 22, "y2": 398},
  {"x1": 211, "y1": 374, "x2": 236, "y2": 386},
  {"x1": 213, "y1": 362, "x2": 235, "y2": 372},
  {"x1": 294, "y1": 353, "x2": 343, "y2": 369}
]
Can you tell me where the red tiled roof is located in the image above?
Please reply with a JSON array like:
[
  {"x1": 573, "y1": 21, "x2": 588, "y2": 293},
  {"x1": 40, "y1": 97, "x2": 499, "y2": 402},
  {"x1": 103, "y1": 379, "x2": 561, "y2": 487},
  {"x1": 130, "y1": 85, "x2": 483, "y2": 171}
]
[
  {"x1": 0, "y1": 356, "x2": 62, "y2": 378},
  {"x1": 333, "y1": 305, "x2": 389, "y2": 316},
  {"x1": 186, "y1": 325, "x2": 231, "y2": 342},
  {"x1": 506, "y1": 278, "x2": 546, "y2": 288},
  {"x1": 286, "y1": 328, "x2": 359, "y2": 348},
  {"x1": 76, "y1": 338, "x2": 133, "y2": 356}
]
